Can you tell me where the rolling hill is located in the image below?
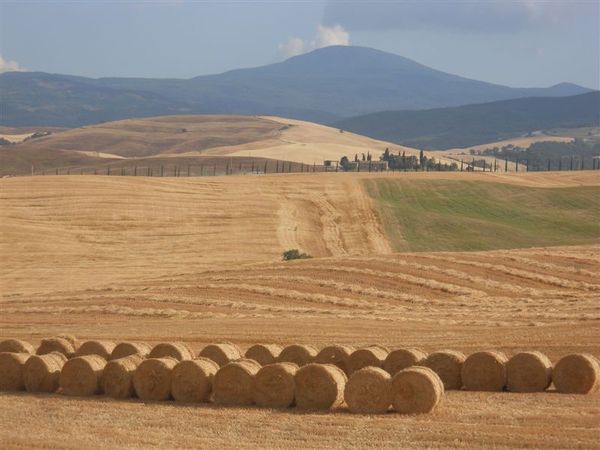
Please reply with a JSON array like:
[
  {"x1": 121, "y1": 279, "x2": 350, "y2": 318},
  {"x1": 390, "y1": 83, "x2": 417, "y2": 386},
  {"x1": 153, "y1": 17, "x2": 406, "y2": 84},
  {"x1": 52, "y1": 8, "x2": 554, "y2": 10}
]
[
  {"x1": 0, "y1": 114, "x2": 428, "y2": 176},
  {"x1": 0, "y1": 46, "x2": 592, "y2": 127},
  {"x1": 336, "y1": 91, "x2": 600, "y2": 149},
  {"x1": 1, "y1": 171, "x2": 599, "y2": 448}
]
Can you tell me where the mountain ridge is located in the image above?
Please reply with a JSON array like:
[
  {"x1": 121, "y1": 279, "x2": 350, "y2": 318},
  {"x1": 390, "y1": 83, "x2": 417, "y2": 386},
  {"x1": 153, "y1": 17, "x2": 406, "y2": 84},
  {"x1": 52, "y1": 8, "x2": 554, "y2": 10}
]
[
  {"x1": 0, "y1": 45, "x2": 593, "y2": 127},
  {"x1": 335, "y1": 91, "x2": 600, "y2": 149}
]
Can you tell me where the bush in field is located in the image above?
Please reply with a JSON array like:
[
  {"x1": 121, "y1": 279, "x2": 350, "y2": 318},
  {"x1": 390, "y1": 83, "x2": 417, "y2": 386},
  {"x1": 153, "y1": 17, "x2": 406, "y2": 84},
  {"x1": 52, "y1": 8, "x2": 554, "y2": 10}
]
[{"x1": 282, "y1": 249, "x2": 312, "y2": 261}]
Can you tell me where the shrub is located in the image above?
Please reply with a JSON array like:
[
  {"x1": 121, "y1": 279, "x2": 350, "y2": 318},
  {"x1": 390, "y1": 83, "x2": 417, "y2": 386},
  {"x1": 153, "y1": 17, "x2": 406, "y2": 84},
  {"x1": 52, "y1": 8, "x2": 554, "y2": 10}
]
[{"x1": 282, "y1": 249, "x2": 312, "y2": 261}]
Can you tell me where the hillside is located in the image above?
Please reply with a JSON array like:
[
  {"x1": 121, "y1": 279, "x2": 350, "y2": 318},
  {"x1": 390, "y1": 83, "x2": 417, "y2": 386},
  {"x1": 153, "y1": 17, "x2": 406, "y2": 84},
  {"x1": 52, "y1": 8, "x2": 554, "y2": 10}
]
[
  {"x1": 1, "y1": 171, "x2": 597, "y2": 295},
  {"x1": 0, "y1": 46, "x2": 592, "y2": 127},
  {"x1": 336, "y1": 91, "x2": 600, "y2": 149},
  {"x1": 0, "y1": 114, "x2": 426, "y2": 176},
  {"x1": 2, "y1": 172, "x2": 599, "y2": 448},
  {"x1": 365, "y1": 178, "x2": 599, "y2": 251}
]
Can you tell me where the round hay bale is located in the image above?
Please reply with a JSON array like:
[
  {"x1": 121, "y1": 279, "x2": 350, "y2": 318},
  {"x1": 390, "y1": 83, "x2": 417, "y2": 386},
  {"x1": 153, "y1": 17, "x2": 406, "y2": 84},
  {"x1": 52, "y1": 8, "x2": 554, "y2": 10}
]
[
  {"x1": 148, "y1": 342, "x2": 193, "y2": 361},
  {"x1": 278, "y1": 344, "x2": 318, "y2": 367},
  {"x1": 57, "y1": 334, "x2": 79, "y2": 350},
  {"x1": 199, "y1": 343, "x2": 242, "y2": 367},
  {"x1": 294, "y1": 363, "x2": 347, "y2": 410},
  {"x1": 383, "y1": 348, "x2": 427, "y2": 376},
  {"x1": 37, "y1": 337, "x2": 75, "y2": 357},
  {"x1": 347, "y1": 346, "x2": 389, "y2": 375},
  {"x1": 110, "y1": 342, "x2": 151, "y2": 360},
  {"x1": 183, "y1": 342, "x2": 196, "y2": 355},
  {"x1": 213, "y1": 359, "x2": 261, "y2": 406},
  {"x1": 345, "y1": 367, "x2": 392, "y2": 414},
  {"x1": 171, "y1": 358, "x2": 219, "y2": 403},
  {"x1": 315, "y1": 345, "x2": 354, "y2": 374},
  {"x1": 553, "y1": 353, "x2": 600, "y2": 394},
  {"x1": 24, "y1": 352, "x2": 67, "y2": 393},
  {"x1": 423, "y1": 350, "x2": 466, "y2": 390},
  {"x1": 245, "y1": 344, "x2": 282, "y2": 366},
  {"x1": 0, "y1": 352, "x2": 30, "y2": 391},
  {"x1": 253, "y1": 362, "x2": 298, "y2": 408},
  {"x1": 392, "y1": 366, "x2": 443, "y2": 414},
  {"x1": 133, "y1": 357, "x2": 177, "y2": 401},
  {"x1": 75, "y1": 340, "x2": 115, "y2": 360},
  {"x1": 461, "y1": 351, "x2": 508, "y2": 392},
  {"x1": 506, "y1": 351, "x2": 552, "y2": 393},
  {"x1": 60, "y1": 355, "x2": 106, "y2": 396},
  {"x1": 0, "y1": 339, "x2": 35, "y2": 354},
  {"x1": 101, "y1": 354, "x2": 144, "y2": 399}
]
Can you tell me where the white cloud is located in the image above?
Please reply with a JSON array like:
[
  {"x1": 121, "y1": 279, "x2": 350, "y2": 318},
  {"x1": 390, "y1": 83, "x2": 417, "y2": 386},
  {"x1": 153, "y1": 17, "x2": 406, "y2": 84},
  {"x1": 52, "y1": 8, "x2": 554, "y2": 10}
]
[
  {"x1": 0, "y1": 54, "x2": 22, "y2": 73},
  {"x1": 313, "y1": 24, "x2": 350, "y2": 48},
  {"x1": 279, "y1": 24, "x2": 350, "y2": 58},
  {"x1": 279, "y1": 37, "x2": 306, "y2": 58}
]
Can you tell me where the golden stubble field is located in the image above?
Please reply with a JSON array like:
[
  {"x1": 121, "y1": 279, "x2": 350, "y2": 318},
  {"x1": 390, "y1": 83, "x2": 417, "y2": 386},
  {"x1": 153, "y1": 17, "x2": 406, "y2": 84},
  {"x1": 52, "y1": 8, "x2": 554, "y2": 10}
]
[
  {"x1": 1, "y1": 171, "x2": 599, "y2": 448},
  {"x1": 1, "y1": 114, "x2": 437, "y2": 177}
]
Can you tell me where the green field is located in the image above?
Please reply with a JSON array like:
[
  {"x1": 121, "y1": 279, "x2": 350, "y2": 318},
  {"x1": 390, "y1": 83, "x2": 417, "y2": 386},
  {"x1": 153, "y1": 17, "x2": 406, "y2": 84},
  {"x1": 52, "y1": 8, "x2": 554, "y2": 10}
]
[{"x1": 364, "y1": 179, "x2": 600, "y2": 251}]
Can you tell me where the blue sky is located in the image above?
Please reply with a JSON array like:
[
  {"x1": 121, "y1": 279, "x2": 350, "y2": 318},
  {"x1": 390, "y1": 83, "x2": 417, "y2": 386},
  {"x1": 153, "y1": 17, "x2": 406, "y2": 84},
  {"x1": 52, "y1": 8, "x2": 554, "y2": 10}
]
[{"x1": 1, "y1": 1, "x2": 598, "y2": 89}]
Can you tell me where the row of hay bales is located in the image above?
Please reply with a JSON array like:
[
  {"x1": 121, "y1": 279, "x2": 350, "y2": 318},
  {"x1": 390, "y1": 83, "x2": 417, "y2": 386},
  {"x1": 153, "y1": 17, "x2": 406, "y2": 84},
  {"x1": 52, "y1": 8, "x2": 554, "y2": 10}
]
[
  {"x1": 0, "y1": 344, "x2": 444, "y2": 414},
  {"x1": 1, "y1": 338, "x2": 599, "y2": 396},
  {"x1": 0, "y1": 350, "x2": 442, "y2": 414}
]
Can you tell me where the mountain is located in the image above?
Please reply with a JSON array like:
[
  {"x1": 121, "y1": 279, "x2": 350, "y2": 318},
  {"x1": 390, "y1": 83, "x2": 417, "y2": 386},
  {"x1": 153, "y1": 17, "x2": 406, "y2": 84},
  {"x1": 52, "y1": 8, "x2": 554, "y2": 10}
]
[
  {"x1": 0, "y1": 72, "x2": 192, "y2": 127},
  {"x1": 335, "y1": 91, "x2": 600, "y2": 150},
  {"x1": 0, "y1": 46, "x2": 593, "y2": 127}
]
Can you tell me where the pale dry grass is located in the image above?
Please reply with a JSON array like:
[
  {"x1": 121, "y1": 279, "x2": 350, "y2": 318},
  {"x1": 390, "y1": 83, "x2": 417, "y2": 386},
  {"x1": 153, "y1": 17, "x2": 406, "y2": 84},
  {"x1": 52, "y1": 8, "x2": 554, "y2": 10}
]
[
  {"x1": 1, "y1": 171, "x2": 599, "y2": 448},
  {"x1": 431, "y1": 135, "x2": 575, "y2": 172},
  {"x1": 221, "y1": 116, "x2": 435, "y2": 165},
  {"x1": 0, "y1": 133, "x2": 36, "y2": 143},
  {"x1": 1, "y1": 391, "x2": 598, "y2": 449}
]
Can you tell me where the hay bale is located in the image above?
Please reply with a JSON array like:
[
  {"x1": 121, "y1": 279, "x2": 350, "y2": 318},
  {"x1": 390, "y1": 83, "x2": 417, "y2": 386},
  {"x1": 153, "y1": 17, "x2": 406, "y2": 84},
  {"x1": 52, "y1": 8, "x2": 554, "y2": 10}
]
[
  {"x1": 345, "y1": 367, "x2": 392, "y2": 414},
  {"x1": 278, "y1": 344, "x2": 318, "y2": 367},
  {"x1": 199, "y1": 343, "x2": 242, "y2": 367},
  {"x1": 392, "y1": 366, "x2": 444, "y2": 414},
  {"x1": 294, "y1": 363, "x2": 347, "y2": 410},
  {"x1": 178, "y1": 342, "x2": 192, "y2": 354},
  {"x1": 110, "y1": 342, "x2": 151, "y2": 360},
  {"x1": 315, "y1": 345, "x2": 354, "y2": 374},
  {"x1": 347, "y1": 346, "x2": 389, "y2": 375},
  {"x1": 171, "y1": 358, "x2": 219, "y2": 403},
  {"x1": 213, "y1": 359, "x2": 261, "y2": 406},
  {"x1": 57, "y1": 334, "x2": 79, "y2": 350},
  {"x1": 101, "y1": 354, "x2": 144, "y2": 399},
  {"x1": 60, "y1": 355, "x2": 106, "y2": 396},
  {"x1": 423, "y1": 350, "x2": 466, "y2": 390},
  {"x1": 553, "y1": 353, "x2": 600, "y2": 394},
  {"x1": 461, "y1": 351, "x2": 508, "y2": 392},
  {"x1": 148, "y1": 342, "x2": 193, "y2": 361},
  {"x1": 75, "y1": 340, "x2": 115, "y2": 360},
  {"x1": 37, "y1": 337, "x2": 75, "y2": 357},
  {"x1": 383, "y1": 348, "x2": 427, "y2": 376},
  {"x1": 245, "y1": 344, "x2": 282, "y2": 366},
  {"x1": 24, "y1": 352, "x2": 67, "y2": 393},
  {"x1": 133, "y1": 357, "x2": 178, "y2": 401},
  {"x1": 0, "y1": 339, "x2": 35, "y2": 354},
  {"x1": 0, "y1": 352, "x2": 30, "y2": 391},
  {"x1": 506, "y1": 351, "x2": 552, "y2": 393},
  {"x1": 253, "y1": 362, "x2": 298, "y2": 408}
]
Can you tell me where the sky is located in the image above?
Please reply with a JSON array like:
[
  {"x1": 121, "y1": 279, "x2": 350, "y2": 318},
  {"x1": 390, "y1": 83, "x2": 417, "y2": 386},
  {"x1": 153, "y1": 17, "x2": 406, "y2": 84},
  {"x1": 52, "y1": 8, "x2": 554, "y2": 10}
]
[{"x1": 0, "y1": 1, "x2": 598, "y2": 89}]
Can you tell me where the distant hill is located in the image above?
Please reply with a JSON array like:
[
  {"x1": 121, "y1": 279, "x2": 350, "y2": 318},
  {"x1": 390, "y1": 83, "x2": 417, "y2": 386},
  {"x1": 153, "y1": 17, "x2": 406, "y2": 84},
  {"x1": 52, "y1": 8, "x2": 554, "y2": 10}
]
[
  {"x1": 335, "y1": 92, "x2": 600, "y2": 150},
  {"x1": 0, "y1": 72, "x2": 191, "y2": 128},
  {"x1": 0, "y1": 114, "x2": 429, "y2": 176},
  {"x1": 0, "y1": 46, "x2": 593, "y2": 127}
]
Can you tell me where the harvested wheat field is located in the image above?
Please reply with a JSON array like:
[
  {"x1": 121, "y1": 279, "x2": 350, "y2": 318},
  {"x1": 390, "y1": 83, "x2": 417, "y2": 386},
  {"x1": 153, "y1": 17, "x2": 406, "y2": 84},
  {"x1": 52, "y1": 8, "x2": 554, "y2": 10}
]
[
  {"x1": 1, "y1": 171, "x2": 599, "y2": 448},
  {"x1": 0, "y1": 115, "x2": 438, "y2": 176}
]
